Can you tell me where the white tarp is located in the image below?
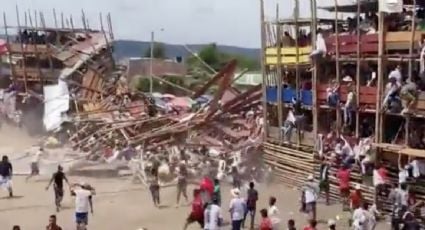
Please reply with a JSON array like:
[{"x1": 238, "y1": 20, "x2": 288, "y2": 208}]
[
  {"x1": 379, "y1": 0, "x2": 403, "y2": 13},
  {"x1": 43, "y1": 79, "x2": 70, "y2": 131}
]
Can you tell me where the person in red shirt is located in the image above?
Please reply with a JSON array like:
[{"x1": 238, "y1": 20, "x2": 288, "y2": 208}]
[
  {"x1": 303, "y1": 219, "x2": 317, "y2": 230},
  {"x1": 349, "y1": 184, "x2": 363, "y2": 210},
  {"x1": 259, "y1": 208, "x2": 273, "y2": 230},
  {"x1": 183, "y1": 189, "x2": 204, "y2": 230},
  {"x1": 336, "y1": 164, "x2": 351, "y2": 210}
]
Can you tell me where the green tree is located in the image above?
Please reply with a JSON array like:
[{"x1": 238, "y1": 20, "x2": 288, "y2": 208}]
[{"x1": 144, "y1": 42, "x2": 166, "y2": 59}]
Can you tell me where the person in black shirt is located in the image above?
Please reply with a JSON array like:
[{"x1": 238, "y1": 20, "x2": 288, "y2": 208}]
[
  {"x1": 0, "y1": 155, "x2": 13, "y2": 197},
  {"x1": 243, "y1": 182, "x2": 258, "y2": 229},
  {"x1": 46, "y1": 165, "x2": 69, "y2": 212}
]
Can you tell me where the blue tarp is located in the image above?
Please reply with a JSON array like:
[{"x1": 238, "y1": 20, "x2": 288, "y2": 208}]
[{"x1": 266, "y1": 87, "x2": 313, "y2": 106}]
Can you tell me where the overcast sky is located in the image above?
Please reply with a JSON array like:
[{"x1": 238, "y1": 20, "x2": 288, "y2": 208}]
[{"x1": 3, "y1": 0, "x2": 353, "y2": 48}]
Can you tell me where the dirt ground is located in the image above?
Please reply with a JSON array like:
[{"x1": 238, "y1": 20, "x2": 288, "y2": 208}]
[
  {"x1": 0, "y1": 176, "x2": 391, "y2": 230},
  {"x1": 0, "y1": 127, "x2": 390, "y2": 230}
]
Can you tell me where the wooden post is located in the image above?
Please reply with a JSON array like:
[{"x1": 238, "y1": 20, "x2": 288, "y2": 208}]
[
  {"x1": 334, "y1": 0, "x2": 341, "y2": 133},
  {"x1": 3, "y1": 13, "x2": 16, "y2": 82},
  {"x1": 27, "y1": 10, "x2": 42, "y2": 86},
  {"x1": 53, "y1": 8, "x2": 58, "y2": 28},
  {"x1": 310, "y1": 0, "x2": 318, "y2": 138},
  {"x1": 376, "y1": 12, "x2": 386, "y2": 144},
  {"x1": 16, "y1": 5, "x2": 28, "y2": 93},
  {"x1": 260, "y1": 0, "x2": 268, "y2": 139},
  {"x1": 276, "y1": 4, "x2": 283, "y2": 143},
  {"x1": 355, "y1": 0, "x2": 361, "y2": 137},
  {"x1": 61, "y1": 12, "x2": 65, "y2": 28},
  {"x1": 294, "y1": 0, "x2": 301, "y2": 146},
  {"x1": 107, "y1": 13, "x2": 115, "y2": 40},
  {"x1": 406, "y1": 0, "x2": 416, "y2": 145}
]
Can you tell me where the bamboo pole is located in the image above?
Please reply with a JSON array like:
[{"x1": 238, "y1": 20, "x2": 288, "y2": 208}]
[
  {"x1": 27, "y1": 10, "x2": 42, "y2": 87},
  {"x1": 355, "y1": 0, "x2": 361, "y2": 137},
  {"x1": 107, "y1": 13, "x2": 115, "y2": 40},
  {"x1": 61, "y1": 12, "x2": 65, "y2": 28},
  {"x1": 310, "y1": 0, "x2": 318, "y2": 138},
  {"x1": 260, "y1": 0, "x2": 268, "y2": 139},
  {"x1": 294, "y1": 0, "x2": 301, "y2": 146},
  {"x1": 3, "y1": 13, "x2": 16, "y2": 82},
  {"x1": 376, "y1": 12, "x2": 386, "y2": 144},
  {"x1": 333, "y1": 0, "x2": 341, "y2": 134},
  {"x1": 53, "y1": 8, "x2": 58, "y2": 28},
  {"x1": 406, "y1": 0, "x2": 416, "y2": 145},
  {"x1": 15, "y1": 5, "x2": 28, "y2": 93},
  {"x1": 276, "y1": 4, "x2": 283, "y2": 143}
]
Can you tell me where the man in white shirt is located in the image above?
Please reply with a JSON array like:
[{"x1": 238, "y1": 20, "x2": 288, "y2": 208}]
[
  {"x1": 229, "y1": 188, "x2": 245, "y2": 230},
  {"x1": 344, "y1": 83, "x2": 356, "y2": 127},
  {"x1": 204, "y1": 197, "x2": 223, "y2": 230},
  {"x1": 388, "y1": 65, "x2": 403, "y2": 84},
  {"x1": 302, "y1": 175, "x2": 320, "y2": 222},
  {"x1": 352, "y1": 203, "x2": 371, "y2": 230},
  {"x1": 71, "y1": 183, "x2": 95, "y2": 230},
  {"x1": 282, "y1": 108, "x2": 296, "y2": 142},
  {"x1": 26, "y1": 147, "x2": 44, "y2": 181}
]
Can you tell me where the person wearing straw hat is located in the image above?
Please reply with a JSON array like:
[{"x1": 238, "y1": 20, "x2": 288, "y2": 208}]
[
  {"x1": 301, "y1": 174, "x2": 320, "y2": 222},
  {"x1": 229, "y1": 188, "x2": 245, "y2": 230},
  {"x1": 327, "y1": 219, "x2": 336, "y2": 230}
]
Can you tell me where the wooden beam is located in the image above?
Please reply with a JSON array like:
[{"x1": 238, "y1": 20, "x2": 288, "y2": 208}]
[
  {"x1": 333, "y1": 0, "x2": 341, "y2": 134},
  {"x1": 310, "y1": 0, "x2": 318, "y2": 137},
  {"x1": 260, "y1": 0, "x2": 268, "y2": 139},
  {"x1": 276, "y1": 4, "x2": 283, "y2": 142},
  {"x1": 355, "y1": 0, "x2": 361, "y2": 137}
]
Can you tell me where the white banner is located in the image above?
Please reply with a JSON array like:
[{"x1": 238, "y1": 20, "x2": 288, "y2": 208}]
[{"x1": 379, "y1": 0, "x2": 403, "y2": 13}]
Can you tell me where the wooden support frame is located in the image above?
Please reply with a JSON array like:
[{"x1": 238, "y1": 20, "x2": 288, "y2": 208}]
[
  {"x1": 260, "y1": 0, "x2": 268, "y2": 139},
  {"x1": 355, "y1": 0, "x2": 361, "y2": 137},
  {"x1": 333, "y1": 0, "x2": 341, "y2": 133},
  {"x1": 276, "y1": 4, "x2": 283, "y2": 142},
  {"x1": 310, "y1": 0, "x2": 318, "y2": 138},
  {"x1": 376, "y1": 12, "x2": 386, "y2": 144}
]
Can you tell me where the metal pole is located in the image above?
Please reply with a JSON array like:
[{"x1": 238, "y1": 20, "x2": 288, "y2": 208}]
[{"x1": 149, "y1": 31, "x2": 154, "y2": 93}]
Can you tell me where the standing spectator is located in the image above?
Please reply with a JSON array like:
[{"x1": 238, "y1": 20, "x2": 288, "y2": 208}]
[
  {"x1": 268, "y1": 197, "x2": 281, "y2": 230},
  {"x1": 244, "y1": 182, "x2": 258, "y2": 229},
  {"x1": 46, "y1": 214, "x2": 62, "y2": 230},
  {"x1": 0, "y1": 155, "x2": 13, "y2": 197},
  {"x1": 204, "y1": 196, "x2": 223, "y2": 230},
  {"x1": 336, "y1": 164, "x2": 351, "y2": 210},
  {"x1": 287, "y1": 219, "x2": 297, "y2": 230},
  {"x1": 352, "y1": 202, "x2": 372, "y2": 230},
  {"x1": 303, "y1": 220, "x2": 317, "y2": 230},
  {"x1": 302, "y1": 175, "x2": 320, "y2": 222},
  {"x1": 259, "y1": 209, "x2": 273, "y2": 230},
  {"x1": 350, "y1": 184, "x2": 364, "y2": 211},
  {"x1": 229, "y1": 188, "x2": 246, "y2": 230}
]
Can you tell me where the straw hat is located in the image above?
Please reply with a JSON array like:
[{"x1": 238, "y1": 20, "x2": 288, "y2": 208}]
[
  {"x1": 328, "y1": 219, "x2": 336, "y2": 226},
  {"x1": 230, "y1": 188, "x2": 241, "y2": 197},
  {"x1": 355, "y1": 184, "x2": 361, "y2": 190},
  {"x1": 307, "y1": 174, "x2": 314, "y2": 181}
]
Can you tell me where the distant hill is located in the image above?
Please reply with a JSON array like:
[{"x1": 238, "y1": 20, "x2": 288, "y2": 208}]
[{"x1": 113, "y1": 40, "x2": 260, "y2": 62}]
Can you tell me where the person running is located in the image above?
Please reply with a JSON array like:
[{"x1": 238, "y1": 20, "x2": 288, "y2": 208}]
[
  {"x1": 244, "y1": 182, "x2": 258, "y2": 229},
  {"x1": 229, "y1": 188, "x2": 246, "y2": 230},
  {"x1": 302, "y1": 175, "x2": 320, "y2": 222},
  {"x1": 183, "y1": 189, "x2": 204, "y2": 230},
  {"x1": 176, "y1": 162, "x2": 188, "y2": 207},
  {"x1": 148, "y1": 168, "x2": 160, "y2": 207},
  {"x1": 12, "y1": 226, "x2": 21, "y2": 230},
  {"x1": 259, "y1": 209, "x2": 273, "y2": 230},
  {"x1": 268, "y1": 196, "x2": 280, "y2": 230},
  {"x1": 26, "y1": 147, "x2": 44, "y2": 181},
  {"x1": 71, "y1": 183, "x2": 95, "y2": 230},
  {"x1": 46, "y1": 165, "x2": 69, "y2": 212},
  {"x1": 350, "y1": 184, "x2": 364, "y2": 211},
  {"x1": 46, "y1": 214, "x2": 63, "y2": 230},
  {"x1": 319, "y1": 157, "x2": 330, "y2": 205},
  {"x1": 213, "y1": 178, "x2": 221, "y2": 206},
  {"x1": 0, "y1": 155, "x2": 13, "y2": 197},
  {"x1": 204, "y1": 196, "x2": 223, "y2": 230}
]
